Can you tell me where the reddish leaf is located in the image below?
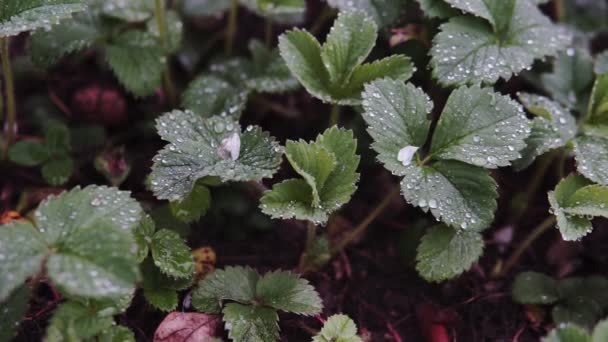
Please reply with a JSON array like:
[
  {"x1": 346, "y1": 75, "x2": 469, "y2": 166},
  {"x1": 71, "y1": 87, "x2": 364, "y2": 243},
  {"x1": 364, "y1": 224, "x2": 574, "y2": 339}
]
[{"x1": 153, "y1": 312, "x2": 220, "y2": 342}]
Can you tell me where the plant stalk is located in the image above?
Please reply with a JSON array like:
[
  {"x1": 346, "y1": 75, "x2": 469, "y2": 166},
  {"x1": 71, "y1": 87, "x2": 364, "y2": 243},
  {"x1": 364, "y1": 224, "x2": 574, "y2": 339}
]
[
  {"x1": 154, "y1": 0, "x2": 177, "y2": 105},
  {"x1": 225, "y1": 0, "x2": 239, "y2": 56},
  {"x1": 1, "y1": 36, "x2": 16, "y2": 158},
  {"x1": 328, "y1": 104, "x2": 340, "y2": 127},
  {"x1": 298, "y1": 221, "x2": 317, "y2": 272},
  {"x1": 265, "y1": 17, "x2": 273, "y2": 48},
  {"x1": 330, "y1": 185, "x2": 400, "y2": 256},
  {"x1": 497, "y1": 216, "x2": 557, "y2": 277}
]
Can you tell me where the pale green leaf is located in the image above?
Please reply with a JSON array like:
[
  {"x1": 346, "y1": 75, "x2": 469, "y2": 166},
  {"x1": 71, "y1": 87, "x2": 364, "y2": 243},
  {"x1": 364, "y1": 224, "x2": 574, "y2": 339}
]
[
  {"x1": 541, "y1": 48, "x2": 595, "y2": 112},
  {"x1": 150, "y1": 110, "x2": 281, "y2": 201},
  {"x1": 45, "y1": 301, "x2": 114, "y2": 341},
  {"x1": 133, "y1": 214, "x2": 155, "y2": 262},
  {"x1": 595, "y1": 51, "x2": 608, "y2": 76},
  {"x1": 415, "y1": 0, "x2": 458, "y2": 19},
  {"x1": 0, "y1": 285, "x2": 30, "y2": 342},
  {"x1": 429, "y1": 84, "x2": 530, "y2": 169},
  {"x1": 326, "y1": 0, "x2": 406, "y2": 28},
  {"x1": 8, "y1": 140, "x2": 50, "y2": 166},
  {"x1": 223, "y1": 303, "x2": 279, "y2": 342},
  {"x1": 192, "y1": 266, "x2": 260, "y2": 314},
  {"x1": 256, "y1": 270, "x2": 322, "y2": 315},
  {"x1": 151, "y1": 229, "x2": 194, "y2": 279},
  {"x1": 514, "y1": 93, "x2": 576, "y2": 170},
  {"x1": 361, "y1": 79, "x2": 432, "y2": 176},
  {"x1": 146, "y1": 10, "x2": 183, "y2": 54},
  {"x1": 401, "y1": 161, "x2": 497, "y2": 231},
  {"x1": 42, "y1": 156, "x2": 74, "y2": 185},
  {"x1": 548, "y1": 174, "x2": 594, "y2": 241},
  {"x1": 313, "y1": 314, "x2": 363, "y2": 342},
  {"x1": 240, "y1": 0, "x2": 305, "y2": 24},
  {"x1": 586, "y1": 74, "x2": 608, "y2": 127},
  {"x1": 542, "y1": 325, "x2": 591, "y2": 342},
  {"x1": 561, "y1": 184, "x2": 608, "y2": 220},
  {"x1": 574, "y1": 134, "x2": 608, "y2": 186},
  {"x1": 100, "y1": 0, "x2": 154, "y2": 22},
  {"x1": 170, "y1": 183, "x2": 211, "y2": 223},
  {"x1": 512, "y1": 271, "x2": 559, "y2": 304},
  {"x1": 0, "y1": 221, "x2": 46, "y2": 301},
  {"x1": 340, "y1": 55, "x2": 415, "y2": 99},
  {"x1": 98, "y1": 326, "x2": 136, "y2": 342},
  {"x1": 260, "y1": 127, "x2": 360, "y2": 224},
  {"x1": 431, "y1": 1, "x2": 571, "y2": 86},
  {"x1": 182, "y1": 74, "x2": 249, "y2": 118},
  {"x1": 0, "y1": 0, "x2": 87, "y2": 37},
  {"x1": 593, "y1": 320, "x2": 608, "y2": 342}
]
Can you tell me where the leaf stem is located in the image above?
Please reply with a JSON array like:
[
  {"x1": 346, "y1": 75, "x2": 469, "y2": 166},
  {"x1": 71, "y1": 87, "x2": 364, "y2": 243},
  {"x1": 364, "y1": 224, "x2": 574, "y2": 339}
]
[
  {"x1": 328, "y1": 104, "x2": 340, "y2": 127},
  {"x1": 330, "y1": 185, "x2": 400, "y2": 256},
  {"x1": 298, "y1": 221, "x2": 317, "y2": 272},
  {"x1": 496, "y1": 216, "x2": 556, "y2": 277},
  {"x1": 265, "y1": 17, "x2": 273, "y2": 48},
  {"x1": 154, "y1": 0, "x2": 177, "y2": 105},
  {"x1": 225, "y1": 0, "x2": 239, "y2": 56},
  {"x1": 1, "y1": 37, "x2": 16, "y2": 159}
]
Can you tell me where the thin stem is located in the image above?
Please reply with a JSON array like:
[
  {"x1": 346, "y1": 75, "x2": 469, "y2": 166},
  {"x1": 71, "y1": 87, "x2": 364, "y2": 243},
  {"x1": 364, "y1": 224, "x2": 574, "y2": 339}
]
[
  {"x1": 328, "y1": 104, "x2": 340, "y2": 127},
  {"x1": 154, "y1": 0, "x2": 177, "y2": 105},
  {"x1": 1, "y1": 37, "x2": 16, "y2": 158},
  {"x1": 225, "y1": 0, "x2": 239, "y2": 56},
  {"x1": 264, "y1": 17, "x2": 273, "y2": 48},
  {"x1": 497, "y1": 216, "x2": 557, "y2": 277},
  {"x1": 555, "y1": 0, "x2": 565, "y2": 22},
  {"x1": 298, "y1": 221, "x2": 317, "y2": 272},
  {"x1": 330, "y1": 185, "x2": 400, "y2": 256}
]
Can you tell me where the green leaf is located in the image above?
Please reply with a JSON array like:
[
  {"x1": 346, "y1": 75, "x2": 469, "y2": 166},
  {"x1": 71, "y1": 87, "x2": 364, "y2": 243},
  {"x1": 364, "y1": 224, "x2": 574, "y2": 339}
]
[
  {"x1": 29, "y1": 12, "x2": 99, "y2": 68},
  {"x1": 141, "y1": 258, "x2": 185, "y2": 312},
  {"x1": 246, "y1": 40, "x2": 300, "y2": 93},
  {"x1": 98, "y1": 325, "x2": 136, "y2": 342},
  {"x1": 595, "y1": 51, "x2": 608, "y2": 76},
  {"x1": 179, "y1": 0, "x2": 231, "y2": 17},
  {"x1": 100, "y1": 0, "x2": 154, "y2": 22},
  {"x1": 416, "y1": 224, "x2": 484, "y2": 282},
  {"x1": 151, "y1": 229, "x2": 194, "y2": 279},
  {"x1": 512, "y1": 271, "x2": 560, "y2": 304},
  {"x1": 42, "y1": 156, "x2": 74, "y2": 185},
  {"x1": 133, "y1": 214, "x2": 155, "y2": 262},
  {"x1": 260, "y1": 127, "x2": 360, "y2": 224},
  {"x1": 182, "y1": 74, "x2": 249, "y2": 118},
  {"x1": 192, "y1": 266, "x2": 260, "y2": 314},
  {"x1": 514, "y1": 93, "x2": 577, "y2": 170},
  {"x1": 313, "y1": 314, "x2": 363, "y2": 342},
  {"x1": 542, "y1": 325, "x2": 591, "y2": 342},
  {"x1": 279, "y1": 12, "x2": 413, "y2": 105},
  {"x1": 8, "y1": 140, "x2": 50, "y2": 166},
  {"x1": 574, "y1": 134, "x2": 608, "y2": 186},
  {"x1": 560, "y1": 0, "x2": 608, "y2": 34},
  {"x1": 401, "y1": 160, "x2": 497, "y2": 231},
  {"x1": 45, "y1": 301, "x2": 114, "y2": 341},
  {"x1": 586, "y1": 74, "x2": 608, "y2": 127},
  {"x1": 45, "y1": 123, "x2": 71, "y2": 153},
  {"x1": 429, "y1": 84, "x2": 530, "y2": 169},
  {"x1": 361, "y1": 79, "x2": 432, "y2": 176},
  {"x1": 327, "y1": 0, "x2": 406, "y2": 27},
  {"x1": 146, "y1": 10, "x2": 183, "y2": 54},
  {"x1": 35, "y1": 186, "x2": 143, "y2": 299},
  {"x1": 106, "y1": 31, "x2": 166, "y2": 97},
  {"x1": 541, "y1": 48, "x2": 595, "y2": 112},
  {"x1": 170, "y1": 183, "x2": 211, "y2": 223},
  {"x1": 150, "y1": 110, "x2": 282, "y2": 201},
  {"x1": 222, "y1": 303, "x2": 279, "y2": 342},
  {"x1": 593, "y1": 320, "x2": 608, "y2": 342},
  {"x1": 0, "y1": 221, "x2": 46, "y2": 301},
  {"x1": 256, "y1": 270, "x2": 322, "y2": 315},
  {"x1": 553, "y1": 299, "x2": 602, "y2": 328},
  {"x1": 430, "y1": 0, "x2": 571, "y2": 86},
  {"x1": 0, "y1": 0, "x2": 87, "y2": 37},
  {"x1": 0, "y1": 285, "x2": 30, "y2": 342},
  {"x1": 240, "y1": 0, "x2": 306, "y2": 24},
  {"x1": 415, "y1": 0, "x2": 459, "y2": 19},
  {"x1": 548, "y1": 174, "x2": 598, "y2": 241}
]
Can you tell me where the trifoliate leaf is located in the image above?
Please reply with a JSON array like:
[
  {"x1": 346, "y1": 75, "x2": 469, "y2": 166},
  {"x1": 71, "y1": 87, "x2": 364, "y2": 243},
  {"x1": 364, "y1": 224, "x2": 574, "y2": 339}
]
[
  {"x1": 595, "y1": 51, "x2": 608, "y2": 76},
  {"x1": 327, "y1": 0, "x2": 406, "y2": 28},
  {"x1": 0, "y1": 0, "x2": 87, "y2": 37},
  {"x1": 415, "y1": 0, "x2": 458, "y2": 19},
  {"x1": 100, "y1": 0, "x2": 154, "y2": 22},
  {"x1": 574, "y1": 134, "x2": 608, "y2": 186},
  {"x1": 106, "y1": 31, "x2": 165, "y2": 97},
  {"x1": 246, "y1": 40, "x2": 300, "y2": 93},
  {"x1": 170, "y1": 183, "x2": 211, "y2": 223},
  {"x1": 586, "y1": 74, "x2": 608, "y2": 127},
  {"x1": 548, "y1": 174, "x2": 608, "y2": 241},
  {"x1": 429, "y1": 84, "x2": 530, "y2": 169},
  {"x1": 542, "y1": 324, "x2": 591, "y2": 342},
  {"x1": 33, "y1": 186, "x2": 142, "y2": 299},
  {"x1": 0, "y1": 221, "x2": 46, "y2": 301},
  {"x1": 361, "y1": 79, "x2": 432, "y2": 176},
  {"x1": 8, "y1": 140, "x2": 50, "y2": 166},
  {"x1": 279, "y1": 11, "x2": 414, "y2": 105},
  {"x1": 256, "y1": 270, "x2": 322, "y2": 315},
  {"x1": 182, "y1": 74, "x2": 249, "y2": 118},
  {"x1": 514, "y1": 93, "x2": 577, "y2": 170},
  {"x1": 541, "y1": 48, "x2": 595, "y2": 112},
  {"x1": 260, "y1": 127, "x2": 360, "y2": 224},
  {"x1": 29, "y1": 12, "x2": 99, "y2": 68},
  {"x1": 151, "y1": 229, "x2": 194, "y2": 279},
  {"x1": 0, "y1": 285, "x2": 30, "y2": 342},
  {"x1": 223, "y1": 303, "x2": 279, "y2": 342},
  {"x1": 512, "y1": 271, "x2": 560, "y2": 305},
  {"x1": 313, "y1": 314, "x2": 363, "y2": 342},
  {"x1": 416, "y1": 224, "x2": 484, "y2": 282},
  {"x1": 42, "y1": 156, "x2": 74, "y2": 185},
  {"x1": 45, "y1": 301, "x2": 115, "y2": 341},
  {"x1": 240, "y1": 0, "x2": 306, "y2": 24},
  {"x1": 192, "y1": 266, "x2": 260, "y2": 313},
  {"x1": 401, "y1": 161, "x2": 497, "y2": 231},
  {"x1": 150, "y1": 110, "x2": 282, "y2": 201},
  {"x1": 133, "y1": 214, "x2": 155, "y2": 262},
  {"x1": 430, "y1": 0, "x2": 570, "y2": 86}
]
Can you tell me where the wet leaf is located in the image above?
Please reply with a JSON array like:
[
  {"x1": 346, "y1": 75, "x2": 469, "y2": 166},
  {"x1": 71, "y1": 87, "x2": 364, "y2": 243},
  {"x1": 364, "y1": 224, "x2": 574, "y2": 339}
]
[
  {"x1": 512, "y1": 271, "x2": 560, "y2": 305},
  {"x1": 222, "y1": 303, "x2": 279, "y2": 342},
  {"x1": 151, "y1": 229, "x2": 194, "y2": 279},
  {"x1": 0, "y1": 0, "x2": 87, "y2": 37},
  {"x1": 313, "y1": 314, "x2": 363, "y2": 342}
]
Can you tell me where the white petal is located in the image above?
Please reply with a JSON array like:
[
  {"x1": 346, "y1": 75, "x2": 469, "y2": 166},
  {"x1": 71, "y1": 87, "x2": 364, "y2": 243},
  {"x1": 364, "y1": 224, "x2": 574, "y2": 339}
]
[{"x1": 397, "y1": 146, "x2": 419, "y2": 166}]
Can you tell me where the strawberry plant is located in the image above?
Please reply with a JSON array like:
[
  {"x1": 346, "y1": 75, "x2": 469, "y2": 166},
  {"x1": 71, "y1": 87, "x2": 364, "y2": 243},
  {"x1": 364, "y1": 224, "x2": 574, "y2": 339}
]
[{"x1": 1, "y1": 0, "x2": 608, "y2": 341}]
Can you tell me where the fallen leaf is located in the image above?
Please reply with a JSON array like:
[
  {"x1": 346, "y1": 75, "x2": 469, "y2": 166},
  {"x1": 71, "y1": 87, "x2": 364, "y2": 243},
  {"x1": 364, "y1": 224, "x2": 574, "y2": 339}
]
[{"x1": 154, "y1": 312, "x2": 220, "y2": 342}]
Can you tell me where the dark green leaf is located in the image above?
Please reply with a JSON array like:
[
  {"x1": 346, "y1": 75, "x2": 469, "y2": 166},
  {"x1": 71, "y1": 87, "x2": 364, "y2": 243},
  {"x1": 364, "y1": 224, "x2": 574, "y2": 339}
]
[
  {"x1": 8, "y1": 140, "x2": 50, "y2": 166},
  {"x1": 512, "y1": 271, "x2": 559, "y2": 304}
]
